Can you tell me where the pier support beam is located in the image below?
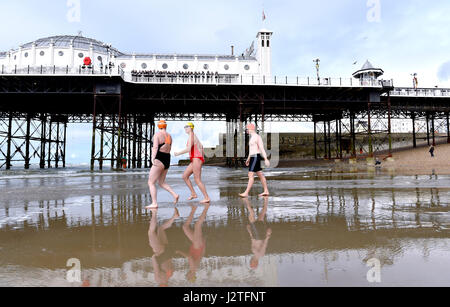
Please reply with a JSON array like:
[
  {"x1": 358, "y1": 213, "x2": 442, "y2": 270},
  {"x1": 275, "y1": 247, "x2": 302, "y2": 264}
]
[
  {"x1": 5, "y1": 112, "x2": 13, "y2": 170},
  {"x1": 412, "y1": 112, "x2": 417, "y2": 148},
  {"x1": 367, "y1": 100, "x2": 373, "y2": 158},
  {"x1": 350, "y1": 112, "x2": 356, "y2": 158},
  {"x1": 313, "y1": 121, "x2": 317, "y2": 160},
  {"x1": 90, "y1": 96, "x2": 97, "y2": 171},
  {"x1": 25, "y1": 114, "x2": 31, "y2": 169},
  {"x1": 40, "y1": 115, "x2": 47, "y2": 169},
  {"x1": 387, "y1": 93, "x2": 392, "y2": 157},
  {"x1": 447, "y1": 113, "x2": 450, "y2": 144},
  {"x1": 431, "y1": 114, "x2": 436, "y2": 146}
]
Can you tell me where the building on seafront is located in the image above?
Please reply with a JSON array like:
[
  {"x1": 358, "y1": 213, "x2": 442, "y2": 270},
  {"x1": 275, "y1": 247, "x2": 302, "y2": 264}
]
[{"x1": 0, "y1": 29, "x2": 273, "y2": 82}]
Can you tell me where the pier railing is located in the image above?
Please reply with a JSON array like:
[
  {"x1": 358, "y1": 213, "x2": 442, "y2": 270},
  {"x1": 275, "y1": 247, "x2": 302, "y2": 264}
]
[
  {"x1": 389, "y1": 87, "x2": 450, "y2": 97},
  {"x1": 0, "y1": 64, "x2": 124, "y2": 78},
  {"x1": 127, "y1": 74, "x2": 391, "y2": 87},
  {"x1": 0, "y1": 64, "x2": 394, "y2": 88}
]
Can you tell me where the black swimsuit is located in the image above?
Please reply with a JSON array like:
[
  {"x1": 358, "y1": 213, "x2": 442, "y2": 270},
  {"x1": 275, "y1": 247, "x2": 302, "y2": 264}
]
[{"x1": 155, "y1": 143, "x2": 171, "y2": 170}]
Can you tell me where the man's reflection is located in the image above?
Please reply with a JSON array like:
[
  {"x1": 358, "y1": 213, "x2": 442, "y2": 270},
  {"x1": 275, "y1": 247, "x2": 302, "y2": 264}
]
[
  {"x1": 148, "y1": 208, "x2": 180, "y2": 287},
  {"x1": 177, "y1": 204, "x2": 209, "y2": 283},
  {"x1": 243, "y1": 197, "x2": 272, "y2": 270}
]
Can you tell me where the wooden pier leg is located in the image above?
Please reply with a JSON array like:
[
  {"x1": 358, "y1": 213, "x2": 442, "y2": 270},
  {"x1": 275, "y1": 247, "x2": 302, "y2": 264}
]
[{"x1": 426, "y1": 113, "x2": 430, "y2": 146}]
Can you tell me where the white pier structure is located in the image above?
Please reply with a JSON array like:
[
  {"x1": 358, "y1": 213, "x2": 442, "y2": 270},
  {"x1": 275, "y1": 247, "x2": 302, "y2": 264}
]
[{"x1": 0, "y1": 29, "x2": 395, "y2": 88}]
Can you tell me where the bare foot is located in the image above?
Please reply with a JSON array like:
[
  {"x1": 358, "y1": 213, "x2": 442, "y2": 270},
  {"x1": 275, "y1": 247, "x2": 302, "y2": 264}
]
[
  {"x1": 259, "y1": 192, "x2": 270, "y2": 197},
  {"x1": 173, "y1": 208, "x2": 180, "y2": 219},
  {"x1": 239, "y1": 193, "x2": 249, "y2": 198},
  {"x1": 173, "y1": 194, "x2": 180, "y2": 205},
  {"x1": 145, "y1": 203, "x2": 158, "y2": 209},
  {"x1": 200, "y1": 198, "x2": 211, "y2": 204},
  {"x1": 188, "y1": 195, "x2": 198, "y2": 201}
]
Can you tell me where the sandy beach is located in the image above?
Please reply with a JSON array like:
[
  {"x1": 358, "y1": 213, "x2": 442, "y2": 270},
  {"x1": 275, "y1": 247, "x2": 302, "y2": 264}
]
[{"x1": 276, "y1": 141, "x2": 450, "y2": 175}]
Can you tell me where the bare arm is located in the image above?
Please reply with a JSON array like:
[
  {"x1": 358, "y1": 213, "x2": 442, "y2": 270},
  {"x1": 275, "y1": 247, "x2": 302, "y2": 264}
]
[
  {"x1": 175, "y1": 132, "x2": 194, "y2": 156},
  {"x1": 151, "y1": 133, "x2": 159, "y2": 163},
  {"x1": 257, "y1": 135, "x2": 269, "y2": 161}
]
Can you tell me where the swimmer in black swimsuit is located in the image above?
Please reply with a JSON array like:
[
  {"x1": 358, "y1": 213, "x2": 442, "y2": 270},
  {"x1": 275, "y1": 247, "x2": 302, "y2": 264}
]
[
  {"x1": 155, "y1": 142, "x2": 171, "y2": 170},
  {"x1": 148, "y1": 208, "x2": 180, "y2": 287},
  {"x1": 146, "y1": 120, "x2": 179, "y2": 209}
]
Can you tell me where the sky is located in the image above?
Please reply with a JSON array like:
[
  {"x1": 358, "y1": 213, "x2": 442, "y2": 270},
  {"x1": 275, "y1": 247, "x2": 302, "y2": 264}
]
[{"x1": 2, "y1": 0, "x2": 450, "y2": 165}]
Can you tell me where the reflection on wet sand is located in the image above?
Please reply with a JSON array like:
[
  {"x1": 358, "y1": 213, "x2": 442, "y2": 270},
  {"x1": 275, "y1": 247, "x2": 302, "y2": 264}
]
[
  {"x1": 0, "y1": 167, "x2": 449, "y2": 286},
  {"x1": 243, "y1": 197, "x2": 272, "y2": 270},
  {"x1": 148, "y1": 208, "x2": 179, "y2": 287}
]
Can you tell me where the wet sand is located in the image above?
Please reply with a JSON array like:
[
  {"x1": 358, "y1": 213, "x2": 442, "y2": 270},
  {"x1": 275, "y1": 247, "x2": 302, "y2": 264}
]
[
  {"x1": 278, "y1": 142, "x2": 450, "y2": 176},
  {"x1": 0, "y1": 166, "x2": 449, "y2": 287}
]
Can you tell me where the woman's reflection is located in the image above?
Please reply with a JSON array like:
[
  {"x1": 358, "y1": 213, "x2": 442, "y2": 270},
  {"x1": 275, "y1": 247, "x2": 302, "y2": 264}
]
[
  {"x1": 243, "y1": 197, "x2": 272, "y2": 270},
  {"x1": 148, "y1": 208, "x2": 180, "y2": 287},
  {"x1": 177, "y1": 204, "x2": 210, "y2": 283}
]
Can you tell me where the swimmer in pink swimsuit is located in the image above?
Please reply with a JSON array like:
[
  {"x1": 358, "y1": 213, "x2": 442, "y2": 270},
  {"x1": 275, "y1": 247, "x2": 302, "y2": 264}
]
[
  {"x1": 176, "y1": 204, "x2": 209, "y2": 283},
  {"x1": 174, "y1": 123, "x2": 210, "y2": 204}
]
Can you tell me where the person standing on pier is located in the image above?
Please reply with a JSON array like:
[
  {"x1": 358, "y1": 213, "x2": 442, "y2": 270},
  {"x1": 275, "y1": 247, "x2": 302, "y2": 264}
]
[
  {"x1": 239, "y1": 123, "x2": 270, "y2": 198},
  {"x1": 146, "y1": 120, "x2": 179, "y2": 209},
  {"x1": 174, "y1": 123, "x2": 211, "y2": 204}
]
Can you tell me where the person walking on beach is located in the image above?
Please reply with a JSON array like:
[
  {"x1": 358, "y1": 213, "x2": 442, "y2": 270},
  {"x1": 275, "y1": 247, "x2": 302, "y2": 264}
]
[
  {"x1": 429, "y1": 145, "x2": 435, "y2": 157},
  {"x1": 243, "y1": 197, "x2": 272, "y2": 270},
  {"x1": 148, "y1": 208, "x2": 180, "y2": 287},
  {"x1": 174, "y1": 123, "x2": 210, "y2": 204},
  {"x1": 176, "y1": 204, "x2": 209, "y2": 283},
  {"x1": 146, "y1": 120, "x2": 179, "y2": 209},
  {"x1": 239, "y1": 123, "x2": 270, "y2": 198}
]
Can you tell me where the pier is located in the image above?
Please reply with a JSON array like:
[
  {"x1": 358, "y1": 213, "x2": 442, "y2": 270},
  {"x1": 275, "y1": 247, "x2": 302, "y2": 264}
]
[{"x1": 1, "y1": 33, "x2": 450, "y2": 171}]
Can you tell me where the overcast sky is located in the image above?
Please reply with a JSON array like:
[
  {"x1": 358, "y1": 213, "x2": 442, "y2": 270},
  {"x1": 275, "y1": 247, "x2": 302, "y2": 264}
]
[{"x1": 2, "y1": 0, "x2": 449, "y2": 165}]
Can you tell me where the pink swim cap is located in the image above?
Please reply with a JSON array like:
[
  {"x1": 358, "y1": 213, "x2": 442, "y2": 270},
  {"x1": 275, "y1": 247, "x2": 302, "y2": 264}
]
[{"x1": 246, "y1": 123, "x2": 256, "y2": 131}]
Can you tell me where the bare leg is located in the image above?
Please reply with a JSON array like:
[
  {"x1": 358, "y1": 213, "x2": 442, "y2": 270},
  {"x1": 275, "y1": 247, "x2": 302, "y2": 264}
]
[
  {"x1": 193, "y1": 204, "x2": 209, "y2": 246},
  {"x1": 157, "y1": 208, "x2": 180, "y2": 245},
  {"x1": 193, "y1": 159, "x2": 210, "y2": 203},
  {"x1": 257, "y1": 197, "x2": 269, "y2": 221},
  {"x1": 257, "y1": 171, "x2": 270, "y2": 197},
  {"x1": 182, "y1": 205, "x2": 197, "y2": 242},
  {"x1": 148, "y1": 209, "x2": 164, "y2": 254},
  {"x1": 243, "y1": 198, "x2": 256, "y2": 223},
  {"x1": 183, "y1": 163, "x2": 197, "y2": 200},
  {"x1": 240, "y1": 172, "x2": 255, "y2": 198},
  {"x1": 158, "y1": 169, "x2": 179, "y2": 204},
  {"x1": 147, "y1": 164, "x2": 164, "y2": 209}
]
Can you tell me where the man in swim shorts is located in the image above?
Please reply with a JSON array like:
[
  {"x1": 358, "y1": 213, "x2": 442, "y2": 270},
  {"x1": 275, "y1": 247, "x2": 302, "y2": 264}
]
[{"x1": 239, "y1": 123, "x2": 270, "y2": 198}]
